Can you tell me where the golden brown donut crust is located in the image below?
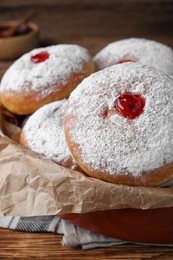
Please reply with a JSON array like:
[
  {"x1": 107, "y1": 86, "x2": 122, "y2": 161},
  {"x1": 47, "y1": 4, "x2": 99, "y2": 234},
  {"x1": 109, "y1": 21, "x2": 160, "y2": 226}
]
[
  {"x1": 64, "y1": 111, "x2": 173, "y2": 187},
  {"x1": 0, "y1": 59, "x2": 95, "y2": 115},
  {"x1": 64, "y1": 63, "x2": 173, "y2": 187}
]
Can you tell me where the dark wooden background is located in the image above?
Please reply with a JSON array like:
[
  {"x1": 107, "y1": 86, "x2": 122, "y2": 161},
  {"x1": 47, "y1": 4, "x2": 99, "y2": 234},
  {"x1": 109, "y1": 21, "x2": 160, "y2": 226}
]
[
  {"x1": 0, "y1": 1, "x2": 173, "y2": 258},
  {"x1": 0, "y1": 0, "x2": 173, "y2": 55}
]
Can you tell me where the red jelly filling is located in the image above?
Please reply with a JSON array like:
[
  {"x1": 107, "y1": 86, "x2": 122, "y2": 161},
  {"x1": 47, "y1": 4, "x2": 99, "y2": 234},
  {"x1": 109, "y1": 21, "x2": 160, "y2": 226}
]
[
  {"x1": 101, "y1": 107, "x2": 109, "y2": 118},
  {"x1": 114, "y1": 92, "x2": 145, "y2": 119},
  {"x1": 117, "y1": 59, "x2": 136, "y2": 64},
  {"x1": 31, "y1": 51, "x2": 49, "y2": 63}
]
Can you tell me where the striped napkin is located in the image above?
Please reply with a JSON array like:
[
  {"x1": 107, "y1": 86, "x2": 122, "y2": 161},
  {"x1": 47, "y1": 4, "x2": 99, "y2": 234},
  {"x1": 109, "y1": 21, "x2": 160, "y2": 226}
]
[
  {"x1": 1, "y1": 216, "x2": 173, "y2": 249},
  {"x1": 0, "y1": 215, "x2": 127, "y2": 249}
]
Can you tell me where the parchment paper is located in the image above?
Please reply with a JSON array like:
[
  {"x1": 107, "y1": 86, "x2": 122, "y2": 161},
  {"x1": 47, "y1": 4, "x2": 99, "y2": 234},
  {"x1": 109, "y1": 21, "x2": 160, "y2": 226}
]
[{"x1": 0, "y1": 135, "x2": 173, "y2": 217}]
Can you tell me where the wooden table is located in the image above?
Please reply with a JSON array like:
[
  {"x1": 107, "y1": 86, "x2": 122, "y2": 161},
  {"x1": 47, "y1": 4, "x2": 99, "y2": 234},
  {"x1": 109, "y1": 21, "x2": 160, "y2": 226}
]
[
  {"x1": 0, "y1": 228, "x2": 173, "y2": 259},
  {"x1": 0, "y1": 0, "x2": 173, "y2": 258}
]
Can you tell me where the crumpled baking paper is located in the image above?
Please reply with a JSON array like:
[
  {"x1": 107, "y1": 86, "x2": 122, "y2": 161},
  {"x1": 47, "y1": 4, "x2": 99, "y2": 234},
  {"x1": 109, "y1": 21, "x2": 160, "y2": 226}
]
[{"x1": 0, "y1": 135, "x2": 173, "y2": 217}]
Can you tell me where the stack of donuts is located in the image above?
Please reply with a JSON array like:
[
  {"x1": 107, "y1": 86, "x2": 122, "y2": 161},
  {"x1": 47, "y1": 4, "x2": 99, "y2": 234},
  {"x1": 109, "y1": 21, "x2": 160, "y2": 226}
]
[{"x1": 1, "y1": 38, "x2": 173, "y2": 187}]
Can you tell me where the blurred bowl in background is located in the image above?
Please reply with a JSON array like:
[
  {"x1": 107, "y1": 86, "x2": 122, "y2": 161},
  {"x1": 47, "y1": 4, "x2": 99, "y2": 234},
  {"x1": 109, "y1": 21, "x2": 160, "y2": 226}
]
[{"x1": 0, "y1": 20, "x2": 40, "y2": 60}]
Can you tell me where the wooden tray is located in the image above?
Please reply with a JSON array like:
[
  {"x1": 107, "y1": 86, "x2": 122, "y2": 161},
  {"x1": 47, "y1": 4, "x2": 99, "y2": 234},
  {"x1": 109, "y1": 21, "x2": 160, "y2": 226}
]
[{"x1": 60, "y1": 207, "x2": 173, "y2": 244}]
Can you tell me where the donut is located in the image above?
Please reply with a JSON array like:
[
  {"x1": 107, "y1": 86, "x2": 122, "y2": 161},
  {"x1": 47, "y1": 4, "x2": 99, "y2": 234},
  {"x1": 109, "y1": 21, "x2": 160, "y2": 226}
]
[
  {"x1": 20, "y1": 99, "x2": 80, "y2": 170},
  {"x1": 0, "y1": 44, "x2": 95, "y2": 115},
  {"x1": 94, "y1": 38, "x2": 173, "y2": 75},
  {"x1": 64, "y1": 62, "x2": 173, "y2": 187},
  {"x1": 0, "y1": 108, "x2": 3, "y2": 136}
]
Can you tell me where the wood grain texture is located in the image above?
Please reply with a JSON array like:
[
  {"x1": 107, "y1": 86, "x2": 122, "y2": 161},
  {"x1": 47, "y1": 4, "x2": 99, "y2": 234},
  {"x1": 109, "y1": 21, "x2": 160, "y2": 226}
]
[
  {"x1": 0, "y1": 1, "x2": 173, "y2": 258},
  {"x1": 0, "y1": 0, "x2": 173, "y2": 55},
  {"x1": 0, "y1": 228, "x2": 173, "y2": 259}
]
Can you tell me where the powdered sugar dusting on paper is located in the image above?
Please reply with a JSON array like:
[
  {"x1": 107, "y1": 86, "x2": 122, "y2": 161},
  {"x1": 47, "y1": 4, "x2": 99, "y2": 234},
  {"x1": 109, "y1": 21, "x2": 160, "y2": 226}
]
[
  {"x1": 22, "y1": 99, "x2": 77, "y2": 169},
  {"x1": 66, "y1": 63, "x2": 173, "y2": 176},
  {"x1": 94, "y1": 38, "x2": 173, "y2": 75},
  {"x1": 0, "y1": 44, "x2": 91, "y2": 98}
]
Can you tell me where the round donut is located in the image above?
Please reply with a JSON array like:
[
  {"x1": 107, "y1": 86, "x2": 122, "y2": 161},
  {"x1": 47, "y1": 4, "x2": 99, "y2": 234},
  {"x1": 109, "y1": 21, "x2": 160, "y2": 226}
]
[
  {"x1": 64, "y1": 63, "x2": 173, "y2": 187},
  {"x1": 20, "y1": 99, "x2": 80, "y2": 170},
  {"x1": 94, "y1": 38, "x2": 173, "y2": 75},
  {"x1": 0, "y1": 44, "x2": 95, "y2": 115}
]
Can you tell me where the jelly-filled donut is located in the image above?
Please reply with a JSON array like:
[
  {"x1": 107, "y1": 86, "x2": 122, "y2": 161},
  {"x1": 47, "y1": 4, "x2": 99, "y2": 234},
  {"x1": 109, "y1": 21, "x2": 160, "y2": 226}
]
[
  {"x1": 0, "y1": 44, "x2": 95, "y2": 115},
  {"x1": 20, "y1": 99, "x2": 79, "y2": 170},
  {"x1": 94, "y1": 38, "x2": 173, "y2": 75},
  {"x1": 64, "y1": 63, "x2": 173, "y2": 186}
]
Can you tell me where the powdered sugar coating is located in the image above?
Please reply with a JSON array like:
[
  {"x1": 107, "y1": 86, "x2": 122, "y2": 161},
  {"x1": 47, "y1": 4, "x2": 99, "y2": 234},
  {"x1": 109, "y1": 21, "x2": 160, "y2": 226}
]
[
  {"x1": 65, "y1": 63, "x2": 173, "y2": 177},
  {"x1": 0, "y1": 44, "x2": 91, "y2": 99},
  {"x1": 21, "y1": 99, "x2": 78, "y2": 169},
  {"x1": 94, "y1": 38, "x2": 173, "y2": 75}
]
